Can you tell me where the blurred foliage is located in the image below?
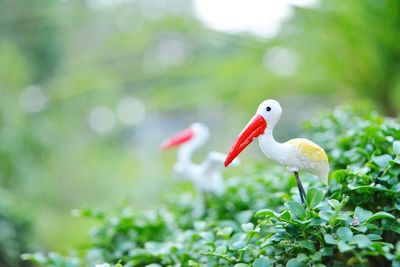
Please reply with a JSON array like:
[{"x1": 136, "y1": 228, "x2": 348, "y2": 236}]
[
  {"x1": 24, "y1": 107, "x2": 400, "y2": 266},
  {"x1": 0, "y1": 192, "x2": 31, "y2": 267},
  {"x1": 277, "y1": 0, "x2": 400, "y2": 116},
  {"x1": 0, "y1": 0, "x2": 61, "y2": 82},
  {"x1": 0, "y1": 0, "x2": 399, "y2": 257}
]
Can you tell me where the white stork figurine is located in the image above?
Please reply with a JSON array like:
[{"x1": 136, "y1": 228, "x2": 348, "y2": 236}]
[
  {"x1": 161, "y1": 122, "x2": 237, "y2": 195},
  {"x1": 224, "y1": 99, "x2": 329, "y2": 204}
]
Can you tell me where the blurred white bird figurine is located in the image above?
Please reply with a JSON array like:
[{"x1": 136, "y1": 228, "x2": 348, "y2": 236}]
[
  {"x1": 224, "y1": 99, "x2": 329, "y2": 204},
  {"x1": 161, "y1": 122, "x2": 237, "y2": 195}
]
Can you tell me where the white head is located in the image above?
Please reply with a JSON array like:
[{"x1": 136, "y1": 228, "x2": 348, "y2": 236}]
[
  {"x1": 256, "y1": 99, "x2": 282, "y2": 130},
  {"x1": 160, "y1": 122, "x2": 209, "y2": 150},
  {"x1": 224, "y1": 99, "x2": 283, "y2": 167}
]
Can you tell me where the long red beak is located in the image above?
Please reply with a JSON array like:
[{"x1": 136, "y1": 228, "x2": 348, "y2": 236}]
[
  {"x1": 224, "y1": 114, "x2": 267, "y2": 167},
  {"x1": 160, "y1": 128, "x2": 194, "y2": 150}
]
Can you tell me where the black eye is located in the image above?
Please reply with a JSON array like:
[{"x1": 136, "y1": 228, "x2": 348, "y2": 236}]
[{"x1": 266, "y1": 106, "x2": 271, "y2": 112}]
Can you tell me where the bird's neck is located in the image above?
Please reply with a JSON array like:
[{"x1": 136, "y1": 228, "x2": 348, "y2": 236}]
[
  {"x1": 177, "y1": 144, "x2": 195, "y2": 166},
  {"x1": 177, "y1": 136, "x2": 205, "y2": 166},
  {"x1": 258, "y1": 129, "x2": 287, "y2": 162}
]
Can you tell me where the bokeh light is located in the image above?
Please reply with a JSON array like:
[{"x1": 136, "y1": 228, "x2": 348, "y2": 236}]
[
  {"x1": 88, "y1": 106, "x2": 116, "y2": 134},
  {"x1": 19, "y1": 85, "x2": 48, "y2": 113}
]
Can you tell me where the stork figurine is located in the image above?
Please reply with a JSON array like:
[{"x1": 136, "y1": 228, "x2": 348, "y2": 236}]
[
  {"x1": 161, "y1": 122, "x2": 238, "y2": 195},
  {"x1": 224, "y1": 99, "x2": 329, "y2": 204}
]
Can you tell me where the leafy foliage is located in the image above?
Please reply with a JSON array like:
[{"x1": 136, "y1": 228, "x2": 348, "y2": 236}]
[
  {"x1": 24, "y1": 107, "x2": 400, "y2": 266},
  {"x1": 0, "y1": 193, "x2": 31, "y2": 267}
]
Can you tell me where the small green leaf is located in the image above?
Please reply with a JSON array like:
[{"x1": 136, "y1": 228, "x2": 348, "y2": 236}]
[
  {"x1": 320, "y1": 247, "x2": 333, "y2": 256},
  {"x1": 286, "y1": 258, "x2": 303, "y2": 267},
  {"x1": 285, "y1": 201, "x2": 305, "y2": 219},
  {"x1": 279, "y1": 210, "x2": 291, "y2": 221},
  {"x1": 366, "y1": 234, "x2": 381, "y2": 241},
  {"x1": 296, "y1": 254, "x2": 308, "y2": 262},
  {"x1": 349, "y1": 234, "x2": 372, "y2": 248},
  {"x1": 319, "y1": 211, "x2": 334, "y2": 221},
  {"x1": 215, "y1": 245, "x2": 227, "y2": 254},
  {"x1": 336, "y1": 227, "x2": 353, "y2": 241},
  {"x1": 255, "y1": 209, "x2": 276, "y2": 218},
  {"x1": 323, "y1": 234, "x2": 337, "y2": 245},
  {"x1": 366, "y1": 211, "x2": 395, "y2": 223},
  {"x1": 306, "y1": 188, "x2": 325, "y2": 209},
  {"x1": 310, "y1": 252, "x2": 321, "y2": 262},
  {"x1": 353, "y1": 226, "x2": 367, "y2": 233},
  {"x1": 232, "y1": 241, "x2": 246, "y2": 249},
  {"x1": 217, "y1": 227, "x2": 233, "y2": 237},
  {"x1": 354, "y1": 207, "x2": 372, "y2": 222},
  {"x1": 337, "y1": 240, "x2": 352, "y2": 252},
  {"x1": 393, "y1": 140, "x2": 400, "y2": 156},
  {"x1": 298, "y1": 240, "x2": 315, "y2": 251},
  {"x1": 327, "y1": 199, "x2": 340, "y2": 209},
  {"x1": 234, "y1": 264, "x2": 250, "y2": 267},
  {"x1": 241, "y1": 223, "x2": 254, "y2": 233},
  {"x1": 372, "y1": 154, "x2": 392, "y2": 167},
  {"x1": 236, "y1": 210, "x2": 254, "y2": 224},
  {"x1": 253, "y1": 257, "x2": 271, "y2": 267}
]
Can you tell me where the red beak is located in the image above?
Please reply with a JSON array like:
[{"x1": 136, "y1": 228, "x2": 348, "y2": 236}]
[
  {"x1": 160, "y1": 128, "x2": 194, "y2": 150},
  {"x1": 224, "y1": 114, "x2": 267, "y2": 167}
]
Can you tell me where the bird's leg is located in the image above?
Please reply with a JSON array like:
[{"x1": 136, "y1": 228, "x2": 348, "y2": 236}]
[{"x1": 294, "y1": 171, "x2": 307, "y2": 205}]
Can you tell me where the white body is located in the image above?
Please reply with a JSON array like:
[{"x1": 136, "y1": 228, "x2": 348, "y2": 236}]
[
  {"x1": 259, "y1": 134, "x2": 329, "y2": 183},
  {"x1": 173, "y1": 123, "x2": 238, "y2": 195},
  {"x1": 174, "y1": 151, "x2": 227, "y2": 195},
  {"x1": 256, "y1": 100, "x2": 329, "y2": 183}
]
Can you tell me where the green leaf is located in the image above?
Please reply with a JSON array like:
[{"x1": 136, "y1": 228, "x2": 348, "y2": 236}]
[
  {"x1": 306, "y1": 188, "x2": 325, "y2": 209},
  {"x1": 234, "y1": 264, "x2": 250, "y2": 267},
  {"x1": 279, "y1": 210, "x2": 291, "y2": 221},
  {"x1": 336, "y1": 227, "x2": 353, "y2": 241},
  {"x1": 393, "y1": 140, "x2": 400, "y2": 156},
  {"x1": 337, "y1": 240, "x2": 352, "y2": 252},
  {"x1": 366, "y1": 211, "x2": 395, "y2": 223},
  {"x1": 217, "y1": 227, "x2": 233, "y2": 237},
  {"x1": 327, "y1": 199, "x2": 340, "y2": 209},
  {"x1": 286, "y1": 259, "x2": 303, "y2": 267},
  {"x1": 285, "y1": 201, "x2": 305, "y2": 219},
  {"x1": 319, "y1": 210, "x2": 334, "y2": 221},
  {"x1": 298, "y1": 240, "x2": 315, "y2": 251},
  {"x1": 310, "y1": 252, "x2": 321, "y2": 262},
  {"x1": 366, "y1": 234, "x2": 382, "y2": 241},
  {"x1": 320, "y1": 247, "x2": 333, "y2": 256},
  {"x1": 323, "y1": 234, "x2": 337, "y2": 245},
  {"x1": 372, "y1": 154, "x2": 392, "y2": 167},
  {"x1": 241, "y1": 223, "x2": 254, "y2": 233},
  {"x1": 354, "y1": 207, "x2": 372, "y2": 222},
  {"x1": 236, "y1": 210, "x2": 254, "y2": 224},
  {"x1": 253, "y1": 257, "x2": 271, "y2": 267},
  {"x1": 255, "y1": 209, "x2": 276, "y2": 218},
  {"x1": 349, "y1": 234, "x2": 372, "y2": 248},
  {"x1": 232, "y1": 241, "x2": 246, "y2": 249},
  {"x1": 215, "y1": 245, "x2": 227, "y2": 254}
]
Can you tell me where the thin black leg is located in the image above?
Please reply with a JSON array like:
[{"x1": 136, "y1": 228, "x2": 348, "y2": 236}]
[{"x1": 294, "y1": 171, "x2": 307, "y2": 205}]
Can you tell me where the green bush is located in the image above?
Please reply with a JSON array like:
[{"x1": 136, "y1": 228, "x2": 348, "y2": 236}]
[
  {"x1": 24, "y1": 107, "x2": 400, "y2": 267},
  {"x1": 0, "y1": 192, "x2": 31, "y2": 267}
]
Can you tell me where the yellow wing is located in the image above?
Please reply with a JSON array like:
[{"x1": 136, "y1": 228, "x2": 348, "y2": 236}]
[
  {"x1": 287, "y1": 138, "x2": 329, "y2": 183},
  {"x1": 288, "y1": 138, "x2": 328, "y2": 162}
]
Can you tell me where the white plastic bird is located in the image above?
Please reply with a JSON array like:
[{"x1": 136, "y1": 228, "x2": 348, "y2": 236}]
[
  {"x1": 161, "y1": 122, "x2": 237, "y2": 195},
  {"x1": 224, "y1": 99, "x2": 329, "y2": 204}
]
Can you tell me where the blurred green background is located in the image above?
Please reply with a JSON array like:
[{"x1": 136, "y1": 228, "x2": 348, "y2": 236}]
[{"x1": 0, "y1": 0, "x2": 399, "y2": 261}]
